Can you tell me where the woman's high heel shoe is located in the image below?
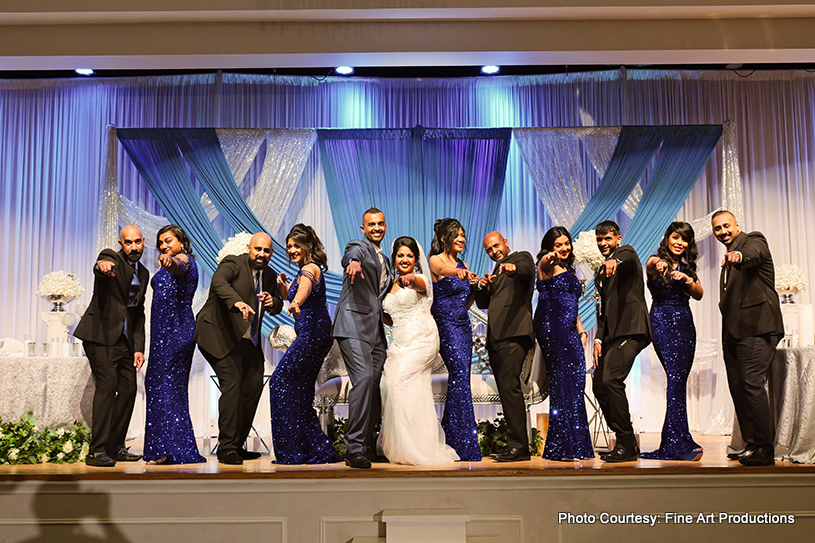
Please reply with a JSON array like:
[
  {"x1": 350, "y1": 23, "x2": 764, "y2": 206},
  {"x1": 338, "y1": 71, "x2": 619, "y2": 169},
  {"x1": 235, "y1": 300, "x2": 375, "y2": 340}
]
[{"x1": 678, "y1": 448, "x2": 703, "y2": 461}]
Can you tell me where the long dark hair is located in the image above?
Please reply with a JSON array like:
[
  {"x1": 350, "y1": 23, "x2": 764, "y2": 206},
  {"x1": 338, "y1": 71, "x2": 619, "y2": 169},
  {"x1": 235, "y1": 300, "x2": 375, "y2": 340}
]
[
  {"x1": 285, "y1": 223, "x2": 328, "y2": 270},
  {"x1": 656, "y1": 221, "x2": 698, "y2": 281},
  {"x1": 391, "y1": 236, "x2": 422, "y2": 275},
  {"x1": 536, "y1": 226, "x2": 575, "y2": 273},
  {"x1": 429, "y1": 218, "x2": 465, "y2": 257},
  {"x1": 156, "y1": 224, "x2": 193, "y2": 255}
]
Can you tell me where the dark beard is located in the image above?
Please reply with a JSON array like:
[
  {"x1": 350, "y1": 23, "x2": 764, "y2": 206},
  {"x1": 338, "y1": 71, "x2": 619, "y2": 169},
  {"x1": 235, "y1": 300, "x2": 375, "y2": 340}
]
[
  {"x1": 250, "y1": 257, "x2": 268, "y2": 270},
  {"x1": 125, "y1": 251, "x2": 143, "y2": 263}
]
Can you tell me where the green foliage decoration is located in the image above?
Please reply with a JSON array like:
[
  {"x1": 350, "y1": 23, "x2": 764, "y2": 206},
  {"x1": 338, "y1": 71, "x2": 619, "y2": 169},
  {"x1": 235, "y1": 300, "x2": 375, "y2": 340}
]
[{"x1": 0, "y1": 412, "x2": 90, "y2": 465}]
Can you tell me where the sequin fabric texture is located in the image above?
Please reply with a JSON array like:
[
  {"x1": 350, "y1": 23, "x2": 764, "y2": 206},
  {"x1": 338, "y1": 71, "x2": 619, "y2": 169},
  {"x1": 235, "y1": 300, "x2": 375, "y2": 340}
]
[
  {"x1": 269, "y1": 267, "x2": 338, "y2": 464},
  {"x1": 144, "y1": 256, "x2": 206, "y2": 464},
  {"x1": 534, "y1": 272, "x2": 595, "y2": 460},
  {"x1": 431, "y1": 260, "x2": 482, "y2": 462},
  {"x1": 640, "y1": 267, "x2": 702, "y2": 460}
]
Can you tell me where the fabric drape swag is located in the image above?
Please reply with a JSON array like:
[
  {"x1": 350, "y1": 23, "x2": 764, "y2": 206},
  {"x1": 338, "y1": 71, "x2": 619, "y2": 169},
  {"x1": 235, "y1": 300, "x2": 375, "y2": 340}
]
[{"x1": 318, "y1": 126, "x2": 511, "y2": 276}]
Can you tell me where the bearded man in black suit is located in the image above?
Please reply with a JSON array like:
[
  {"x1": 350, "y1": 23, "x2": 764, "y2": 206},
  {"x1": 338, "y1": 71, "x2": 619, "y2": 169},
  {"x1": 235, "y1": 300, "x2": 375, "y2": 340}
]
[
  {"x1": 712, "y1": 210, "x2": 784, "y2": 466},
  {"x1": 592, "y1": 220, "x2": 651, "y2": 463},
  {"x1": 75, "y1": 225, "x2": 150, "y2": 467},
  {"x1": 475, "y1": 231, "x2": 536, "y2": 462},
  {"x1": 195, "y1": 232, "x2": 284, "y2": 465}
]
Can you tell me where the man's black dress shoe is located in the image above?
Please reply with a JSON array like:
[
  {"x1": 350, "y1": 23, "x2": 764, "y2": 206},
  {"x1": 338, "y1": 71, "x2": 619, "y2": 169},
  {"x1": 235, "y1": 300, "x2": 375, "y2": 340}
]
[
  {"x1": 238, "y1": 449, "x2": 261, "y2": 460},
  {"x1": 217, "y1": 450, "x2": 244, "y2": 465},
  {"x1": 112, "y1": 448, "x2": 142, "y2": 462},
  {"x1": 727, "y1": 449, "x2": 750, "y2": 461},
  {"x1": 600, "y1": 446, "x2": 640, "y2": 463},
  {"x1": 493, "y1": 447, "x2": 531, "y2": 462},
  {"x1": 345, "y1": 452, "x2": 372, "y2": 469},
  {"x1": 739, "y1": 447, "x2": 775, "y2": 466},
  {"x1": 85, "y1": 452, "x2": 116, "y2": 467}
]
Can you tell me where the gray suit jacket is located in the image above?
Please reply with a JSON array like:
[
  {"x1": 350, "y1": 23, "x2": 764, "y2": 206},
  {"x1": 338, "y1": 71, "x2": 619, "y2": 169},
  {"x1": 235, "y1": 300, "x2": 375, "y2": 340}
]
[
  {"x1": 719, "y1": 231, "x2": 784, "y2": 339},
  {"x1": 332, "y1": 238, "x2": 390, "y2": 346}
]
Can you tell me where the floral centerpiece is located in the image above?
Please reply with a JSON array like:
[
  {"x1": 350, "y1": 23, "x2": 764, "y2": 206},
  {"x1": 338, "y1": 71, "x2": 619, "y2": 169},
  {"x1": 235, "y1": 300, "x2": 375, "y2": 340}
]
[
  {"x1": 36, "y1": 271, "x2": 84, "y2": 312},
  {"x1": 775, "y1": 264, "x2": 809, "y2": 304},
  {"x1": 572, "y1": 231, "x2": 604, "y2": 272},
  {"x1": 217, "y1": 231, "x2": 252, "y2": 263},
  {"x1": 0, "y1": 412, "x2": 90, "y2": 465}
]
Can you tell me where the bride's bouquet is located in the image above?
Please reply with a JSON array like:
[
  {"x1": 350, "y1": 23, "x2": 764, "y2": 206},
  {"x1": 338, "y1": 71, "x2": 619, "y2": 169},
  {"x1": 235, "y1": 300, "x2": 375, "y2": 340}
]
[
  {"x1": 572, "y1": 231, "x2": 604, "y2": 272},
  {"x1": 217, "y1": 231, "x2": 253, "y2": 263}
]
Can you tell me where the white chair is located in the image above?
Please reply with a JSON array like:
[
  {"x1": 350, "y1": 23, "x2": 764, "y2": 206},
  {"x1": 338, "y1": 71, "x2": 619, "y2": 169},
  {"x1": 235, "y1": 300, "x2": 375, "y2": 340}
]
[{"x1": 0, "y1": 337, "x2": 24, "y2": 355}]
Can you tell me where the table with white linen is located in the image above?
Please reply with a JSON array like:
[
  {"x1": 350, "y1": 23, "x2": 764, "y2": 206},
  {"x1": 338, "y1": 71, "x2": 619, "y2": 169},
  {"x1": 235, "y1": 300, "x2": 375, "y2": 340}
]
[
  {"x1": 771, "y1": 346, "x2": 815, "y2": 463},
  {"x1": 730, "y1": 346, "x2": 815, "y2": 463},
  {"x1": 0, "y1": 355, "x2": 94, "y2": 427}
]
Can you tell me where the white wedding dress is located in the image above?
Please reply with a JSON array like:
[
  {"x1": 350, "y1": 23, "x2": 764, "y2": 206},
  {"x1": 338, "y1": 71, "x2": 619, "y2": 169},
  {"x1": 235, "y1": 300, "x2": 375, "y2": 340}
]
[{"x1": 378, "y1": 277, "x2": 460, "y2": 466}]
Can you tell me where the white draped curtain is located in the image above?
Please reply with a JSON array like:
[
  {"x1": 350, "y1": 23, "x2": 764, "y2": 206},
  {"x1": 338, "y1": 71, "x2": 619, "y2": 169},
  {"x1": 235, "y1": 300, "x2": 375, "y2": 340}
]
[{"x1": 2, "y1": 69, "x2": 815, "y2": 439}]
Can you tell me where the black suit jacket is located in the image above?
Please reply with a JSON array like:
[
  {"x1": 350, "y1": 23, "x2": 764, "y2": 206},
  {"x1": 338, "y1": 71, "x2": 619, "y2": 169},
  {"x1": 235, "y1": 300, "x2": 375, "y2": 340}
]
[
  {"x1": 332, "y1": 238, "x2": 391, "y2": 345},
  {"x1": 74, "y1": 249, "x2": 150, "y2": 353},
  {"x1": 595, "y1": 245, "x2": 651, "y2": 343},
  {"x1": 718, "y1": 231, "x2": 784, "y2": 339},
  {"x1": 194, "y1": 254, "x2": 283, "y2": 360},
  {"x1": 474, "y1": 251, "x2": 535, "y2": 344}
]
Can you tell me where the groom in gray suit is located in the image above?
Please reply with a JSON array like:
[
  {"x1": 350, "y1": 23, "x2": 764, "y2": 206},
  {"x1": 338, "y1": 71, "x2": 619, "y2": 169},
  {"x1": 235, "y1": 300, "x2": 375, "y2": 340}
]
[{"x1": 333, "y1": 208, "x2": 391, "y2": 468}]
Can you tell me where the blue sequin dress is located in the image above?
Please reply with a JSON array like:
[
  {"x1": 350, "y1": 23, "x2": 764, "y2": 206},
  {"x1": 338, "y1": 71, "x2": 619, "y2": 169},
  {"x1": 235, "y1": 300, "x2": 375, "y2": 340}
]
[
  {"x1": 431, "y1": 260, "x2": 482, "y2": 462},
  {"x1": 270, "y1": 267, "x2": 339, "y2": 464},
  {"x1": 534, "y1": 272, "x2": 595, "y2": 460},
  {"x1": 640, "y1": 267, "x2": 702, "y2": 460},
  {"x1": 144, "y1": 256, "x2": 206, "y2": 464}
]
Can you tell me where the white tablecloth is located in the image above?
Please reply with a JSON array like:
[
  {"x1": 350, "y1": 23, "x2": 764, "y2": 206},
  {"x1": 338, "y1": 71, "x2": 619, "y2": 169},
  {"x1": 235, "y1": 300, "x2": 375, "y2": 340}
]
[
  {"x1": 730, "y1": 346, "x2": 815, "y2": 463},
  {"x1": 0, "y1": 355, "x2": 94, "y2": 427}
]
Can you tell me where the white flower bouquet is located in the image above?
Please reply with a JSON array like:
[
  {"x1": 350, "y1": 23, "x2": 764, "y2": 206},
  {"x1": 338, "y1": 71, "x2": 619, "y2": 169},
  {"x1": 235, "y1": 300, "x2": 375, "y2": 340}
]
[
  {"x1": 775, "y1": 265, "x2": 808, "y2": 292},
  {"x1": 36, "y1": 271, "x2": 84, "y2": 300},
  {"x1": 217, "y1": 231, "x2": 253, "y2": 263},
  {"x1": 572, "y1": 231, "x2": 604, "y2": 272}
]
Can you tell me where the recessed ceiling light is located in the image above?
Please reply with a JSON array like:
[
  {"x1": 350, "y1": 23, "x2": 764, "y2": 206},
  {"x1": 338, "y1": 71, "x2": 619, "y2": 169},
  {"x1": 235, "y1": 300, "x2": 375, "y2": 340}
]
[
  {"x1": 481, "y1": 65, "x2": 500, "y2": 75},
  {"x1": 335, "y1": 66, "x2": 354, "y2": 76},
  {"x1": 75, "y1": 68, "x2": 95, "y2": 76}
]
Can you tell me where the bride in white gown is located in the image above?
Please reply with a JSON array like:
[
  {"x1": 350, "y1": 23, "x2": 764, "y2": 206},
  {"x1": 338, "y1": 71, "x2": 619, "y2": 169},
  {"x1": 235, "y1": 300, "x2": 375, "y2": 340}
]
[{"x1": 378, "y1": 236, "x2": 460, "y2": 465}]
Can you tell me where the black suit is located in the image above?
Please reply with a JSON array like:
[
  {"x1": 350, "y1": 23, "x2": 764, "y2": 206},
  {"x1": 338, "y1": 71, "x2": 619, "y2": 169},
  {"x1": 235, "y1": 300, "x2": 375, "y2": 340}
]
[
  {"x1": 718, "y1": 231, "x2": 784, "y2": 452},
  {"x1": 593, "y1": 245, "x2": 651, "y2": 451},
  {"x1": 194, "y1": 254, "x2": 283, "y2": 454},
  {"x1": 74, "y1": 249, "x2": 149, "y2": 456},
  {"x1": 475, "y1": 251, "x2": 536, "y2": 451}
]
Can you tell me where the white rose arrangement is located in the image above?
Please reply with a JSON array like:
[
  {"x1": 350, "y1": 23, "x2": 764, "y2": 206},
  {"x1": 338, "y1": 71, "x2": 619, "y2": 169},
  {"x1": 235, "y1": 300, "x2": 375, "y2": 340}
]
[
  {"x1": 775, "y1": 265, "x2": 808, "y2": 292},
  {"x1": 36, "y1": 271, "x2": 84, "y2": 298},
  {"x1": 217, "y1": 231, "x2": 253, "y2": 263},
  {"x1": 572, "y1": 231, "x2": 604, "y2": 272}
]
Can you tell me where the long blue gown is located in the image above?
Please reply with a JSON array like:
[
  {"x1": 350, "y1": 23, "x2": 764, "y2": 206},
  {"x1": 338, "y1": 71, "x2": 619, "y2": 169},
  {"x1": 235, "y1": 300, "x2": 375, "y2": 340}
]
[
  {"x1": 143, "y1": 256, "x2": 206, "y2": 464},
  {"x1": 640, "y1": 267, "x2": 702, "y2": 460},
  {"x1": 431, "y1": 260, "x2": 482, "y2": 462},
  {"x1": 269, "y1": 267, "x2": 339, "y2": 464},
  {"x1": 534, "y1": 272, "x2": 595, "y2": 460}
]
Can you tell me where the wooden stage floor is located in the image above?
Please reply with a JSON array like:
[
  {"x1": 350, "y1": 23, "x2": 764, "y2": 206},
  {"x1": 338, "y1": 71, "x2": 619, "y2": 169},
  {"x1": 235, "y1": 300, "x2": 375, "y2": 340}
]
[{"x1": 2, "y1": 433, "x2": 813, "y2": 481}]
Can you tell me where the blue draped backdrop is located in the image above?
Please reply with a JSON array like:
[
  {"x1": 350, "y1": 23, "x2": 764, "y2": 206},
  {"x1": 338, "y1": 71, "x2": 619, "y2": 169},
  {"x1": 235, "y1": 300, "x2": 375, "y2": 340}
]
[
  {"x1": 571, "y1": 125, "x2": 722, "y2": 329},
  {"x1": 318, "y1": 126, "x2": 512, "y2": 275},
  {"x1": 116, "y1": 124, "x2": 720, "y2": 335}
]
